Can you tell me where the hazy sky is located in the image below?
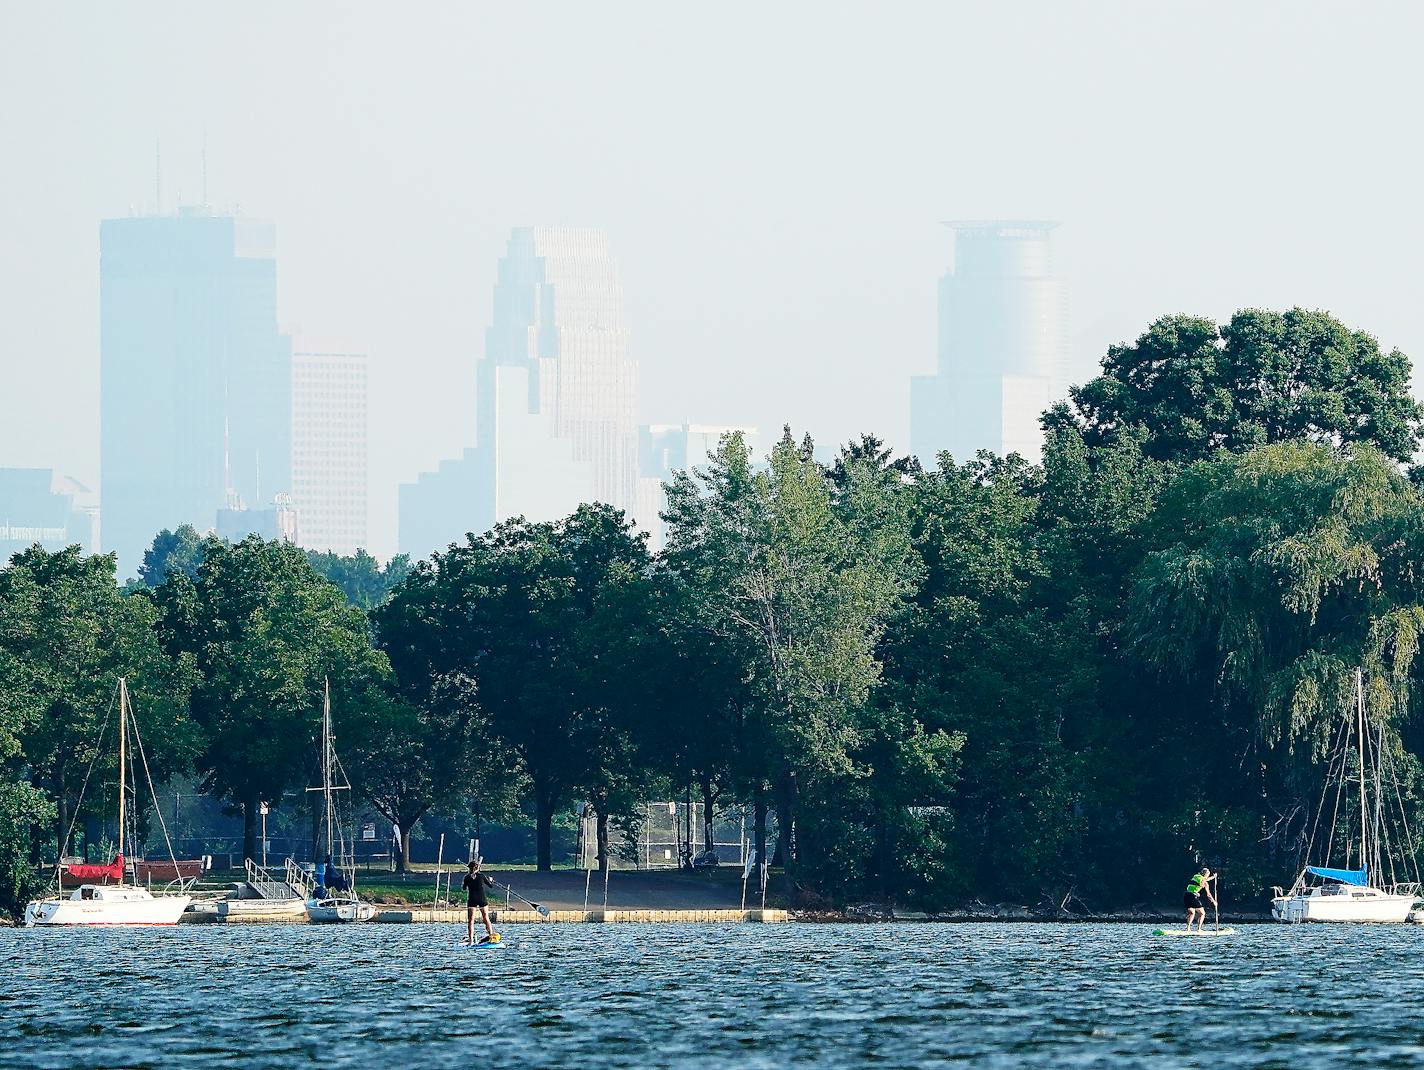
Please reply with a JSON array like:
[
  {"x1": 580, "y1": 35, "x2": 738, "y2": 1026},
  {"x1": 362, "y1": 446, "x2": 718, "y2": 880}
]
[{"x1": 2, "y1": 2, "x2": 1421, "y2": 557}]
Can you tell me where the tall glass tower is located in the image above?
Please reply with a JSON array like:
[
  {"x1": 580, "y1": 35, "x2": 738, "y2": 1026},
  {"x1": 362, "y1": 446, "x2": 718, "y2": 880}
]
[
  {"x1": 477, "y1": 225, "x2": 639, "y2": 520},
  {"x1": 911, "y1": 221, "x2": 1066, "y2": 465},
  {"x1": 401, "y1": 226, "x2": 643, "y2": 557},
  {"x1": 100, "y1": 208, "x2": 291, "y2": 577}
]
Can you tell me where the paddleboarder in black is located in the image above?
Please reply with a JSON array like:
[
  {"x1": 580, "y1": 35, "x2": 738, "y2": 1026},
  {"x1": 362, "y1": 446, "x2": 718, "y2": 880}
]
[{"x1": 463, "y1": 858, "x2": 497, "y2": 945}]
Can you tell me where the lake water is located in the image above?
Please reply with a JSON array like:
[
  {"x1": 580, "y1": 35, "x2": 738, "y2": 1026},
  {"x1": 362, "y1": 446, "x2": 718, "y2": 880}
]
[{"x1": 4, "y1": 921, "x2": 1423, "y2": 1068}]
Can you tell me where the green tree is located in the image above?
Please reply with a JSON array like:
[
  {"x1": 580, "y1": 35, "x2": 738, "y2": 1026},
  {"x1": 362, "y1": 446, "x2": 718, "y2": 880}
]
[
  {"x1": 342, "y1": 677, "x2": 517, "y2": 873},
  {"x1": 662, "y1": 428, "x2": 918, "y2": 891},
  {"x1": 1048, "y1": 309, "x2": 1422, "y2": 464},
  {"x1": 153, "y1": 536, "x2": 387, "y2": 862},
  {"x1": 306, "y1": 548, "x2": 413, "y2": 611},
  {"x1": 377, "y1": 504, "x2": 654, "y2": 871},
  {"x1": 137, "y1": 525, "x2": 206, "y2": 588},
  {"x1": 1125, "y1": 442, "x2": 1424, "y2": 893},
  {"x1": 0, "y1": 546, "x2": 195, "y2": 858}
]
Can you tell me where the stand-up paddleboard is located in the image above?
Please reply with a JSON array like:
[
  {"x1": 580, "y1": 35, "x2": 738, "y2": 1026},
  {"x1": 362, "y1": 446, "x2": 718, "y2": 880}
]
[
  {"x1": 464, "y1": 933, "x2": 504, "y2": 949},
  {"x1": 1153, "y1": 927, "x2": 1237, "y2": 936}
]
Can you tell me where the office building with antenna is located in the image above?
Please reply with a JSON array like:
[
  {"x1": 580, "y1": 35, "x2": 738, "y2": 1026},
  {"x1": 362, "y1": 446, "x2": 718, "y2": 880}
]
[
  {"x1": 910, "y1": 220, "x2": 1067, "y2": 466},
  {"x1": 100, "y1": 205, "x2": 292, "y2": 577}
]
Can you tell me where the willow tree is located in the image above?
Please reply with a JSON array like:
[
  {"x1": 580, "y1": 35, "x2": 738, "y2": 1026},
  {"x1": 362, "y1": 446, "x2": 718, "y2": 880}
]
[{"x1": 1126, "y1": 442, "x2": 1424, "y2": 885}]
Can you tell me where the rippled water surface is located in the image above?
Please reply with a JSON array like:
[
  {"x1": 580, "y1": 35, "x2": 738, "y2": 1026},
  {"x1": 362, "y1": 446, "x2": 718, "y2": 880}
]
[{"x1": 4, "y1": 922, "x2": 1424, "y2": 1068}]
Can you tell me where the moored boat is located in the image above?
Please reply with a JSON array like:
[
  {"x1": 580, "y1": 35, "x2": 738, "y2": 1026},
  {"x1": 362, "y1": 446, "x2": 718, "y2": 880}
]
[
  {"x1": 25, "y1": 678, "x2": 194, "y2": 928},
  {"x1": 303, "y1": 679, "x2": 375, "y2": 924},
  {"x1": 1271, "y1": 670, "x2": 1421, "y2": 924}
]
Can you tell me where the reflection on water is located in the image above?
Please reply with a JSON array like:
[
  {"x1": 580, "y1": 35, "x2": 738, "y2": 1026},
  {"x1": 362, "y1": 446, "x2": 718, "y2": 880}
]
[{"x1": 4, "y1": 922, "x2": 1424, "y2": 1068}]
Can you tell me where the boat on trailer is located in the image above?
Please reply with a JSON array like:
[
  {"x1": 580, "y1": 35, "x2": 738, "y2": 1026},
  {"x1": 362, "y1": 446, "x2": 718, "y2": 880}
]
[
  {"x1": 25, "y1": 678, "x2": 193, "y2": 927},
  {"x1": 1271, "y1": 670, "x2": 1421, "y2": 924}
]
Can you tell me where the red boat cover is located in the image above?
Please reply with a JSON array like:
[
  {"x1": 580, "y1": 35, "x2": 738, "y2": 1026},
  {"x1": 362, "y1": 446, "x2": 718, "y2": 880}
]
[{"x1": 65, "y1": 854, "x2": 124, "y2": 881}]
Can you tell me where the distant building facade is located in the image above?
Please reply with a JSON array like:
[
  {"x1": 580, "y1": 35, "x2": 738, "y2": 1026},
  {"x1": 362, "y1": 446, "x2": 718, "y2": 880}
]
[
  {"x1": 400, "y1": 226, "x2": 644, "y2": 557},
  {"x1": 291, "y1": 350, "x2": 368, "y2": 555},
  {"x1": 637, "y1": 423, "x2": 761, "y2": 549},
  {"x1": 101, "y1": 207, "x2": 291, "y2": 577},
  {"x1": 0, "y1": 469, "x2": 97, "y2": 560},
  {"x1": 215, "y1": 491, "x2": 299, "y2": 545},
  {"x1": 397, "y1": 448, "x2": 481, "y2": 560},
  {"x1": 639, "y1": 423, "x2": 762, "y2": 483},
  {"x1": 911, "y1": 221, "x2": 1066, "y2": 465}
]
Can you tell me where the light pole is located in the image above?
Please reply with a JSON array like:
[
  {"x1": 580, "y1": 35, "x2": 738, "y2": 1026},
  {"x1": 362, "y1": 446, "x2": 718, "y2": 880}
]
[{"x1": 259, "y1": 801, "x2": 269, "y2": 868}]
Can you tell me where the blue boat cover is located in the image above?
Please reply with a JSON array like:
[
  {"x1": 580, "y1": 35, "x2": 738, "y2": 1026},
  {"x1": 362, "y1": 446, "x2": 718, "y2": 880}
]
[{"x1": 1306, "y1": 864, "x2": 1368, "y2": 885}]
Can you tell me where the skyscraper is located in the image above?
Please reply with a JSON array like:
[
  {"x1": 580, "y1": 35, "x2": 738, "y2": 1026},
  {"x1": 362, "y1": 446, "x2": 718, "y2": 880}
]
[
  {"x1": 291, "y1": 349, "x2": 368, "y2": 554},
  {"x1": 478, "y1": 226, "x2": 639, "y2": 516},
  {"x1": 910, "y1": 221, "x2": 1066, "y2": 465},
  {"x1": 399, "y1": 226, "x2": 642, "y2": 556},
  {"x1": 100, "y1": 207, "x2": 291, "y2": 576},
  {"x1": 0, "y1": 469, "x2": 96, "y2": 559}
]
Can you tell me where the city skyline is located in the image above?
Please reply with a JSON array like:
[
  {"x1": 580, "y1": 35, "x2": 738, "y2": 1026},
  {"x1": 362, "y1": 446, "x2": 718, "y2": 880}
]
[{"x1": 4, "y1": 4, "x2": 1423, "y2": 559}]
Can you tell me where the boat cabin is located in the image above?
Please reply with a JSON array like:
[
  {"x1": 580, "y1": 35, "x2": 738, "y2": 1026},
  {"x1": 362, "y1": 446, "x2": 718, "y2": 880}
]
[{"x1": 67, "y1": 884, "x2": 153, "y2": 902}]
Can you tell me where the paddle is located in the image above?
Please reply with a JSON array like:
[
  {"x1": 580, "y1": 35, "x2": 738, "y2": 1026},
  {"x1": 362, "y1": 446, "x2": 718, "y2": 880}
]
[{"x1": 494, "y1": 881, "x2": 552, "y2": 917}]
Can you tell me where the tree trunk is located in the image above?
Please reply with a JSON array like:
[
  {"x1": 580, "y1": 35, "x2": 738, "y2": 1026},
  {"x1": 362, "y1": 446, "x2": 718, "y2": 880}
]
[
  {"x1": 700, "y1": 774, "x2": 716, "y2": 857},
  {"x1": 242, "y1": 796, "x2": 258, "y2": 864},
  {"x1": 773, "y1": 770, "x2": 798, "y2": 899},
  {"x1": 536, "y1": 788, "x2": 554, "y2": 872},
  {"x1": 55, "y1": 768, "x2": 69, "y2": 861},
  {"x1": 396, "y1": 816, "x2": 418, "y2": 874}
]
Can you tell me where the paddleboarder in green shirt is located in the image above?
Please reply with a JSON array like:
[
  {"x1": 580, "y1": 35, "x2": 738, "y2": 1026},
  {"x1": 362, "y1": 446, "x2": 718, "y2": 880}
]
[{"x1": 1183, "y1": 867, "x2": 1217, "y2": 931}]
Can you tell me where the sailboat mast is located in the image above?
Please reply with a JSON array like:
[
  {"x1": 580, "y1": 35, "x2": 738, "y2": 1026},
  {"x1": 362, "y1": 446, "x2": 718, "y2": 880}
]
[
  {"x1": 117, "y1": 677, "x2": 127, "y2": 861},
  {"x1": 1356, "y1": 668, "x2": 1368, "y2": 875},
  {"x1": 323, "y1": 678, "x2": 334, "y2": 856}
]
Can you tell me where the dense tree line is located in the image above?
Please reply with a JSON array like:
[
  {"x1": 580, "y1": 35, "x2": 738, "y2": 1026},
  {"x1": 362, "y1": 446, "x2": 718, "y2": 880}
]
[{"x1": 3, "y1": 306, "x2": 1424, "y2": 918}]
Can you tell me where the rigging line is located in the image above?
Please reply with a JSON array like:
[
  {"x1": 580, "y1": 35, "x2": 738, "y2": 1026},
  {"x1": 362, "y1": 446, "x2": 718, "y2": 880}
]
[
  {"x1": 1372, "y1": 713, "x2": 1387, "y2": 882},
  {"x1": 1321, "y1": 713, "x2": 1351, "y2": 867},
  {"x1": 59, "y1": 683, "x2": 119, "y2": 863},
  {"x1": 1306, "y1": 715, "x2": 1350, "y2": 863},
  {"x1": 1385, "y1": 742, "x2": 1422, "y2": 886},
  {"x1": 125, "y1": 690, "x2": 184, "y2": 879}
]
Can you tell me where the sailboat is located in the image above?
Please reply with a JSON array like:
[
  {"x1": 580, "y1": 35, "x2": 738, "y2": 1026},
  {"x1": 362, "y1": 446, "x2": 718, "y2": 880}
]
[
  {"x1": 305, "y1": 679, "x2": 375, "y2": 923},
  {"x1": 1271, "y1": 669, "x2": 1422, "y2": 923},
  {"x1": 24, "y1": 678, "x2": 194, "y2": 926}
]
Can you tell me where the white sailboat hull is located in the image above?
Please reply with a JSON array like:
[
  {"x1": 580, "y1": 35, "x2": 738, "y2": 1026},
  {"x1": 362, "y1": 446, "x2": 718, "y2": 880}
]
[
  {"x1": 306, "y1": 897, "x2": 376, "y2": 923},
  {"x1": 1272, "y1": 889, "x2": 1415, "y2": 923},
  {"x1": 24, "y1": 886, "x2": 192, "y2": 927}
]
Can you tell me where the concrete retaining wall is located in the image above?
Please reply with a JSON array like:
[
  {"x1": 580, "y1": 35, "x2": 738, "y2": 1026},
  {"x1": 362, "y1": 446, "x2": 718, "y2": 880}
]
[{"x1": 376, "y1": 907, "x2": 789, "y2": 924}]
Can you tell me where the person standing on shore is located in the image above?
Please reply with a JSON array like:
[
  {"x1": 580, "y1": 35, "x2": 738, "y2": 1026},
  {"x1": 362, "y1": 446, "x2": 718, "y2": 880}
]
[
  {"x1": 1183, "y1": 867, "x2": 1217, "y2": 931},
  {"x1": 463, "y1": 858, "x2": 497, "y2": 945}
]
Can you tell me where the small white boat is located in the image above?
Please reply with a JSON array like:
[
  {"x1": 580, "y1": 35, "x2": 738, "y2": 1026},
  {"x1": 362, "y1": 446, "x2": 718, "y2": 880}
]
[
  {"x1": 1271, "y1": 877, "x2": 1415, "y2": 923},
  {"x1": 306, "y1": 896, "x2": 377, "y2": 923},
  {"x1": 25, "y1": 883, "x2": 191, "y2": 927},
  {"x1": 1271, "y1": 670, "x2": 1422, "y2": 924},
  {"x1": 24, "y1": 678, "x2": 194, "y2": 928}
]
